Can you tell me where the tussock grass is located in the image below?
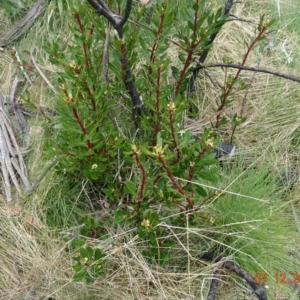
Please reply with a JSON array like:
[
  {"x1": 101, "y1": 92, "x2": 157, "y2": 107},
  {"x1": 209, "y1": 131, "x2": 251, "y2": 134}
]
[{"x1": 1, "y1": 0, "x2": 300, "y2": 299}]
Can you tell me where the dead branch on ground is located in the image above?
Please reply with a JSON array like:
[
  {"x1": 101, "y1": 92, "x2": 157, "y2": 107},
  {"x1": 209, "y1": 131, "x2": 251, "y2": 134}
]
[
  {"x1": 0, "y1": 0, "x2": 46, "y2": 47},
  {"x1": 202, "y1": 251, "x2": 269, "y2": 300}
]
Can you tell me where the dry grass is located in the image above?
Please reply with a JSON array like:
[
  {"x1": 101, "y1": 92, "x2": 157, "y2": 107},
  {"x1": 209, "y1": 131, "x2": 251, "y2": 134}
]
[
  {"x1": 1, "y1": 0, "x2": 300, "y2": 299},
  {"x1": 191, "y1": 0, "x2": 300, "y2": 182},
  {"x1": 0, "y1": 208, "x2": 267, "y2": 300}
]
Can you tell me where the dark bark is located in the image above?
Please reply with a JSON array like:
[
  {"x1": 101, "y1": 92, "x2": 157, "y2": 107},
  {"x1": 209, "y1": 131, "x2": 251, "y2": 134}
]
[
  {"x1": 206, "y1": 270, "x2": 221, "y2": 300},
  {"x1": 196, "y1": 63, "x2": 300, "y2": 83},
  {"x1": 86, "y1": 0, "x2": 145, "y2": 126},
  {"x1": 202, "y1": 251, "x2": 269, "y2": 300}
]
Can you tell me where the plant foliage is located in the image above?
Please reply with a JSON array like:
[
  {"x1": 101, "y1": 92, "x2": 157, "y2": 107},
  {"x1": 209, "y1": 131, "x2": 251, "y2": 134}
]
[{"x1": 44, "y1": 0, "x2": 294, "y2": 293}]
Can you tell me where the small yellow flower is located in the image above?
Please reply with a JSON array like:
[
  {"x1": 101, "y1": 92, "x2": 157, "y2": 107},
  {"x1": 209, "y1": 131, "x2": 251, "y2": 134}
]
[
  {"x1": 190, "y1": 161, "x2": 195, "y2": 167},
  {"x1": 59, "y1": 83, "x2": 74, "y2": 104},
  {"x1": 205, "y1": 138, "x2": 215, "y2": 147},
  {"x1": 69, "y1": 60, "x2": 80, "y2": 73},
  {"x1": 263, "y1": 19, "x2": 271, "y2": 27},
  {"x1": 153, "y1": 144, "x2": 164, "y2": 156},
  {"x1": 167, "y1": 101, "x2": 176, "y2": 113},
  {"x1": 80, "y1": 257, "x2": 88, "y2": 265},
  {"x1": 131, "y1": 144, "x2": 140, "y2": 155},
  {"x1": 67, "y1": 94, "x2": 73, "y2": 102},
  {"x1": 91, "y1": 164, "x2": 98, "y2": 170},
  {"x1": 59, "y1": 83, "x2": 65, "y2": 90},
  {"x1": 141, "y1": 219, "x2": 151, "y2": 229},
  {"x1": 215, "y1": 190, "x2": 222, "y2": 196},
  {"x1": 158, "y1": 190, "x2": 164, "y2": 197}
]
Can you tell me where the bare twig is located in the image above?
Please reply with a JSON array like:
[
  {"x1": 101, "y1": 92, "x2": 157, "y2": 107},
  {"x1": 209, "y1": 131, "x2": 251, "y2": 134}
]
[
  {"x1": 0, "y1": 0, "x2": 47, "y2": 47},
  {"x1": 9, "y1": 76, "x2": 30, "y2": 147},
  {"x1": 0, "y1": 106, "x2": 30, "y2": 201},
  {"x1": 0, "y1": 79, "x2": 33, "y2": 201},
  {"x1": 13, "y1": 47, "x2": 33, "y2": 83},
  {"x1": 223, "y1": 260, "x2": 268, "y2": 300},
  {"x1": 206, "y1": 270, "x2": 221, "y2": 300},
  {"x1": 28, "y1": 50, "x2": 58, "y2": 94},
  {"x1": 202, "y1": 251, "x2": 269, "y2": 300},
  {"x1": 113, "y1": 13, "x2": 151, "y2": 30},
  {"x1": 199, "y1": 63, "x2": 300, "y2": 83},
  {"x1": 228, "y1": 14, "x2": 256, "y2": 24}
]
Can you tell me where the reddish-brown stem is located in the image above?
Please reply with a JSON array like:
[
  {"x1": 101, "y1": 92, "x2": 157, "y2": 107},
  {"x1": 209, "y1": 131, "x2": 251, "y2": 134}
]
[
  {"x1": 12, "y1": 58, "x2": 34, "y2": 71},
  {"x1": 99, "y1": 138, "x2": 118, "y2": 156},
  {"x1": 75, "y1": 13, "x2": 90, "y2": 68},
  {"x1": 87, "y1": 140, "x2": 93, "y2": 150},
  {"x1": 155, "y1": 232, "x2": 162, "y2": 248},
  {"x1": 198, "y1": 147, "x2": 207, "y2": 158},
  {"x1": 133, "y1": 152, "x2": 147, "y2": 212},
  {"x1": 241, "y1": 27, "x2": 267, "y2": 66},
  {"x1": 175, "y1": 2, "x2": 203, "y2": 97},
  {"x1": 230, "y1": 123, "x2": 237, "y2": 143},
  {"x1": 158, "y1": 155, "x2": 193, "y2": 209},
  {"x1": 197, "y1": 190, "x2": 220, "y2": 210},
  {"x1": 215, "y1": 26, "x2": 267, "y2": 127},
  {"x1": 188, "y1": 147, "x2": 207, "y2": 195},
  {"x1": 149, "y1": 12, "x2": 165, "y2": 73},
  {"x1": 72, "y1": 108, "x2": 93, "y2": 149},
  {"x1": 175, "y1": 51, "x2": 193, "y2": 97},
  {"x1": 72, "y1": 108, "x2": 86, "y2": 135},
  {"x1": 89, "y1": 23, "x2": 95, "y2": 36}
]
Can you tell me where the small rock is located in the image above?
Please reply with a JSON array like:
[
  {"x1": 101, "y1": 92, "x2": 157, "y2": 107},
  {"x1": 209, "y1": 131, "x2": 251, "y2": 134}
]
[{"x1": 213, "y1": 142, "x2": 239, "y2": 159}]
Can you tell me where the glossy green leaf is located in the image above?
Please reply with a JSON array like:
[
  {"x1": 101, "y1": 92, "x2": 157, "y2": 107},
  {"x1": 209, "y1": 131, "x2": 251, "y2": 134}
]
[
  {"x1": 72, "y1": 268, "x2": 88, "y2": 282},
  {"x1": 125, "y1": 181, "x2": 137, "y2": 196}
]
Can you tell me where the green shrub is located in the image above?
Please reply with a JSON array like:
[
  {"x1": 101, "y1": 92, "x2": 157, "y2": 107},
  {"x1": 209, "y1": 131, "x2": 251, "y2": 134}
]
[{"x1": 44, "y1": 1, "x2": 293, "y2": 292}]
